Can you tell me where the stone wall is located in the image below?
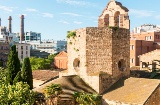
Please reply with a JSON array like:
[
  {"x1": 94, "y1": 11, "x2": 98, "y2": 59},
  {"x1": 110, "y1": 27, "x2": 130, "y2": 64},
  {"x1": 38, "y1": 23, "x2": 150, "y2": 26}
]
[
  {"x1": 112, "y1": 28, "x2": 130, "y2": 78},
  {"x1": 98, "y1": 1, "x2": 130, "y2": 29},
  {"x1": 86, "y1": 27, "x2": 130, "y2": 78},
  {"x1": 66, "y1": 27, "x2": 130, "y2": 94},
  {"x1": 145, "y1": 85, "x2": 160, "y2": 105},
  {"x1": 67, "y1": 28, "x2": 87, "y2": 76},
  {"x1": 139, "y1": 49, "x2": 160, "y2": 70},
  {"x1": 86, "y1": 27, "x2": 113, "y2": 75}
]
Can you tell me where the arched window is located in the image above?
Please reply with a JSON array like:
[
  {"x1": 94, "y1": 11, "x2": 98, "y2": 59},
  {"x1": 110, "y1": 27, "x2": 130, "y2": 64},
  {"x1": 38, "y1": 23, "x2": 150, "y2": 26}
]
[
  {"x1": 118, "y1": 59, "x2": 125, "y2": 71},
  {"x1": 104, "y1": 14, "x2": 109, "y2": 26},
  {"x1": 114, "y1": 11, "x2": 120, "y2": 27},
  {"x1": 73, "y1": 58, "x2": 80, "y2": 68}
]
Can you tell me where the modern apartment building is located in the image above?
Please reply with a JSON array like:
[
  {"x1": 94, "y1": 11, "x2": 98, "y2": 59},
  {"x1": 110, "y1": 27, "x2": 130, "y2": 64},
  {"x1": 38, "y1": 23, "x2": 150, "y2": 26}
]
[
  {"x1": 14, "y1": 31, "x2": 41, "y2": 42},
  {"x1": 130, "y1": 24, "x2": 160, "y2": 67},
  {"x1": 29, "y1": 40, "x2": 67, "y2": 54}
]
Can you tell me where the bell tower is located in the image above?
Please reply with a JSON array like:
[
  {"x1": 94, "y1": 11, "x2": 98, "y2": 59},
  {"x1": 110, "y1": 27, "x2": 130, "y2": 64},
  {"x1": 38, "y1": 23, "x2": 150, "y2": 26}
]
[
  {"x1": 63, "y1": 0, "x2": 130, "y2": 94},
  {"x1": 98, "y1": 0, "x2": 130, "y2": 29}
]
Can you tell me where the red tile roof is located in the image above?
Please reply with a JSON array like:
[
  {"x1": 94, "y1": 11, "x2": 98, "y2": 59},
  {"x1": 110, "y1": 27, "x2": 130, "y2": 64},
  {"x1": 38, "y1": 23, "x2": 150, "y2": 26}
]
[{"x1": 32, "y1": 70, "x2": 59, "y2": 81}]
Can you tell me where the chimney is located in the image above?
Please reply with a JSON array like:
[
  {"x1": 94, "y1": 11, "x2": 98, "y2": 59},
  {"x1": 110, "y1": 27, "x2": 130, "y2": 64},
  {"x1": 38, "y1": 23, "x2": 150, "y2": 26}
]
[
  {"x1": 8, "y1": 16, "x2": 12, "y2": 33},
  {"x1": 20, "y1": 15, "x2": 24, "y2": 42}
]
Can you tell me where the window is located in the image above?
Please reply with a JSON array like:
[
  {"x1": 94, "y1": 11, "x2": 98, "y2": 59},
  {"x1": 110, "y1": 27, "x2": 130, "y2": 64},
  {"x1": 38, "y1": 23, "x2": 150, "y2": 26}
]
[
  {"x1": 21, "y1": 51, "x2": 23, "y2": 54},
  {"x1": 149, "y1": 36, "x2": 152, "y2": 40},
  {"x1": 26, "y1": 36, "x2": 30, "y2": 40},
  {"x1": 73, "y1": 58, "x2": 80, "y2": 72},
  {"x1": 118, "y1": 59, "x2": 125, "y2": 71},
  {"x1": 26, "y1": 46, "x2": 28, "y2": 50},
  {"x1": 130, "y1": 45, "x2": 134, "y2": 50},
  {"x1": 130, "y1": 58, "x2": 134, "y2": 63},
  {"x1": 21, "y1": 46, "x2": 23, "y2": 49},
  {"x1": 21, "y1": 55, "x2": 23, "y2": 59},
  {"x1": 145, "y1": 36, "x2": 148, "y2": 40},
  {"x1": 26, "y1": 51, "x2": 28, "y2": 55}
]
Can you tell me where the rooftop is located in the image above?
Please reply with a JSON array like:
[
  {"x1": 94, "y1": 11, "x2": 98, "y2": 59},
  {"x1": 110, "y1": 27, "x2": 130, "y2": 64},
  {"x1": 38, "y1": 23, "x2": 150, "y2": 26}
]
[{"x1": 103, "y1": 77, "x2": 160, "y2": 104}]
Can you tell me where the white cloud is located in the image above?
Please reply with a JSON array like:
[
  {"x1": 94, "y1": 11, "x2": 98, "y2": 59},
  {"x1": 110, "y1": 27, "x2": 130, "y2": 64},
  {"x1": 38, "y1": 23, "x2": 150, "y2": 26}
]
[
  {"x1": 0, "y1": 5, "x2": 14, "y2": 12},
  {"x1": 129, "y1": 9, "x2": 155, "y2": 17},
  {"x1": 74, "y1": 21, "x2": 82, "y2": 24},
  {"x1": 61, "y1": 12, "x2": 82, "y2": 17},
  {"x1": 42, "y1": 13, "x2": 53, "y2": 18},
  {"x1": 56, "y1": 0, "x2": 94, "y2": 6},
  {"x1": 26, "y1": 8, "x2": 38, "y2": 12},
  {"x1": 59, "y1": 20, "x2": 70, "y2": 24}
]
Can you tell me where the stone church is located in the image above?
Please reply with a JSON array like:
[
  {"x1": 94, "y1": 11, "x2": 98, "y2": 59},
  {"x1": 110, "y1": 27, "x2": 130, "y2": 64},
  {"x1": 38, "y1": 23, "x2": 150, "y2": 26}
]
[{"x1": 35, "y1": 0, "x2": 160, "y2": 104}]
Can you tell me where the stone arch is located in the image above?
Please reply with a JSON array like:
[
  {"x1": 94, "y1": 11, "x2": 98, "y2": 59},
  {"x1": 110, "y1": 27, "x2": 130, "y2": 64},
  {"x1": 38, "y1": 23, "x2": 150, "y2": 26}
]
[
  {"x1": 114, "y1": 11, "x2": 120, "y2": 27},
  {"x1": 104, "y1": 14, "x2": 109, "y2": 26},
  {"x1": 118, "y1": 59, "x2": 125, "y2": 71},
  {"x1": 142, "y1": 62, "x2": 148, "y2": 68},
  {"x1": 73, "y1": 58, "x2": 80, "y2": 71}
]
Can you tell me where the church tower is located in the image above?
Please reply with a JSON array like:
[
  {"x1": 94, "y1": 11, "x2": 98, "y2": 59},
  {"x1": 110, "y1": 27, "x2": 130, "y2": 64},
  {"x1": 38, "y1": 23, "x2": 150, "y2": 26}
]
[{"x1": 62, "y1": 0, "x2": 130, "y2": 94}]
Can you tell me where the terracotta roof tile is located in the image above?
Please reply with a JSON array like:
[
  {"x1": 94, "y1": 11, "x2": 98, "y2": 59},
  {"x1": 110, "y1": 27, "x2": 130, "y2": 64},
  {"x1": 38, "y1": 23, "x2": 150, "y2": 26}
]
[{"x1": 32, "y1": 70, "x2": 59, "y2": 81}]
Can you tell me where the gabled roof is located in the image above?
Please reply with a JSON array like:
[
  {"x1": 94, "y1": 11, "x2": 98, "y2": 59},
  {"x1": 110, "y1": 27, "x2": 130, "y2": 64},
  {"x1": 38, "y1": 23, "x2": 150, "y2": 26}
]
[
  {"x1": 106, "y1": 1, "x2": 129, "y2": 12},
  {"x1": 32, "y1": 70, "x2": 59, "y2": 81},
  {"x1": 54, "y1": 51, "x2": 67, "y2": 58},
  {"x1": 34, "y1": 75, "x2": 96, "y2": 95},
  {"x1": 103, "y1": 77, "x2": 160, "y2": 104}
]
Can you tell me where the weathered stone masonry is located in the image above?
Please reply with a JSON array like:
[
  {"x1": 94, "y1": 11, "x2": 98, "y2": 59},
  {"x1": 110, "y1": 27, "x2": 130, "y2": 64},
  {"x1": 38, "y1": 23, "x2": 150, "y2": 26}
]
[
  {"x1": 61, "y1": 0, "x2": 130, "y2": 94},
  {"x1": 66, "y1": 27, "x2": 130, "y2": 94}
]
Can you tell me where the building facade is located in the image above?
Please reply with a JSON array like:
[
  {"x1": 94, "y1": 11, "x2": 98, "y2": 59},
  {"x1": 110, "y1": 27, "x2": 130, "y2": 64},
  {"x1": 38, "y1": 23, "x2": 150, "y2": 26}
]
[
  {"x1": 130, "y1": 25, "x2": 160, "y2": 67},
  {"x1": 54, "y1": 51, "x2": 67, "y2": 69},
  {"x1": 139, "y1": 49, "x2": 160, "y2": 70},
  {"x1": 14, "y1": 31, "x2": 41, "y2": 42},
  {"x1": 16, "y1": 43, "x2": 30, "y2": 60},
  {"x1": 29, "y1": 40, "x2": 67, "y2": 54},
  {"x1": 0, "y1": 42, "x2": 10, "y2": 67}
]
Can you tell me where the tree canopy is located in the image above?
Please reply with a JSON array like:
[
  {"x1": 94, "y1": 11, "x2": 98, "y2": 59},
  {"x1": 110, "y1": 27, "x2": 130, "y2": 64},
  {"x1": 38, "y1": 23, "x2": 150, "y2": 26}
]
[
  {"x1": 6, "y1": 45, "x2": 20, "y2": 84},
  {"x1": 21, "y1": 57, "x2": 33, "y2": 89}
]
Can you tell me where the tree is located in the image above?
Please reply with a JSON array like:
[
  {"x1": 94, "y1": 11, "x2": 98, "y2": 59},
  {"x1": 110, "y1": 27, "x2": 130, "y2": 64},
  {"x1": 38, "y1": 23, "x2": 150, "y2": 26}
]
[
  {"x1": 0, "y1": 81, "x2": 36, "y2": 105},
  {"x1": 13, "y1": 71, "x2": 22, "y2": 84},
  {"x1": 30, "y1": 57, "x2": 53, "y2": 70},
  {"x1": 44, "y1": 84, "x2": 63, "y2": 105},
  {"x1": 6, "y1": 45, "x2": 20, "y2": 84},
  {"x1": 73, "y1": 92, "x2": 101, "y2": 105},
  {"x1": 0, "y1": 67, "x2": 7, "y2": 80},
  {"x1": 21, "y1": 57, "x2": 33, "y2": 89},
  {"x1": 0, "y1": 61, "x2": 3, "y2": 67}
]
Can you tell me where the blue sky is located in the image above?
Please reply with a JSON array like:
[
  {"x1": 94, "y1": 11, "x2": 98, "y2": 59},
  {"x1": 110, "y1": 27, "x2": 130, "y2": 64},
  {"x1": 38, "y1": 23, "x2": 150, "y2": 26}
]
[{"x1": 0, "y1": 0, "x2": 160, "y2": 40}]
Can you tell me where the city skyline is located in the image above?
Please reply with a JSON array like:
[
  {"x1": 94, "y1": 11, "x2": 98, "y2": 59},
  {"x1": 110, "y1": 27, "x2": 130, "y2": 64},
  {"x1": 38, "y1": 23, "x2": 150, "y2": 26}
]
[{"x1": 0, "y1": 0, "x2": 160, "y2": 40}]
